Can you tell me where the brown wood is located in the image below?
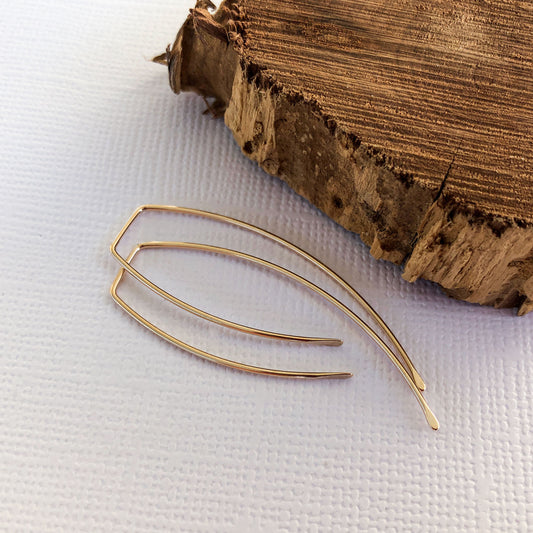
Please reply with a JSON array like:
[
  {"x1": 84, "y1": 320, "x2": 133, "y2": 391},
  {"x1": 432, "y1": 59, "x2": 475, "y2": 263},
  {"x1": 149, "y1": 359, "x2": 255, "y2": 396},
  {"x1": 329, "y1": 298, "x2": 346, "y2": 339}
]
[{"x1": 160, "y1": 0, "x2": 533, "y2": 314}]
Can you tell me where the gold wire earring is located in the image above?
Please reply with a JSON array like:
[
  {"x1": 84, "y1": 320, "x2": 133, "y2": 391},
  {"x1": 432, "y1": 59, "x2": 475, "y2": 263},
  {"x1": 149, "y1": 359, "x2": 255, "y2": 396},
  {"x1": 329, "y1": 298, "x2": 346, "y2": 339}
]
[{"x1": 110, "y1": 205, "x2": 438, "y2": 430}]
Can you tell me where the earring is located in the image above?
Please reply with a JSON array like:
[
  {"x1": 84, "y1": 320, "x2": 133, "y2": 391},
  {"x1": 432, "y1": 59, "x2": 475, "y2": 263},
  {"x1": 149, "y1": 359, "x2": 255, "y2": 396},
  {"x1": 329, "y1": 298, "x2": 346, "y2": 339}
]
[{"x1": 110, "y1": 205, "x2": 438, "y2": 429}]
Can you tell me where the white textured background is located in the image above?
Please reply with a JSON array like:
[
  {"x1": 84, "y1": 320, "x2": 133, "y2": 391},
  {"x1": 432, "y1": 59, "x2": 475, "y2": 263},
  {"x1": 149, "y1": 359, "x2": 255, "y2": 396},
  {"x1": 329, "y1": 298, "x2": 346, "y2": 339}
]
[{"x1": 1, "y1": 1, "x2": 532, "y2": 531}]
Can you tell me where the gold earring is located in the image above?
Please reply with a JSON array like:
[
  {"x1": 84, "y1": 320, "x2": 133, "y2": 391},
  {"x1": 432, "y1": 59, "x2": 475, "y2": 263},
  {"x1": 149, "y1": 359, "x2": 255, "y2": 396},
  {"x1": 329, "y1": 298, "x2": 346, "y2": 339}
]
[{"x1": 110, "y1": 205, "x2": 438, "y2": 430}]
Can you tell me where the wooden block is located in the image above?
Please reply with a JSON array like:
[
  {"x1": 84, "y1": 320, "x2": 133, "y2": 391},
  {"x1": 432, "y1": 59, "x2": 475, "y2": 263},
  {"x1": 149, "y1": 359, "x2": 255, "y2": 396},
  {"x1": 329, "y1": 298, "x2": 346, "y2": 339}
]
[{"x1": 159, "y1": 0, "x2": 533, "y2": 314}]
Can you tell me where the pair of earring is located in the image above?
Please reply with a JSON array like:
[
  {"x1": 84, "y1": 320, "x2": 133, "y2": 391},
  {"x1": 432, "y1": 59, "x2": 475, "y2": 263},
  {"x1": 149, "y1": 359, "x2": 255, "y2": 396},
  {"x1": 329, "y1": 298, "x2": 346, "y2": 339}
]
[{"x1": 110, "y1": 205, "x2": 438, "y2": 430}]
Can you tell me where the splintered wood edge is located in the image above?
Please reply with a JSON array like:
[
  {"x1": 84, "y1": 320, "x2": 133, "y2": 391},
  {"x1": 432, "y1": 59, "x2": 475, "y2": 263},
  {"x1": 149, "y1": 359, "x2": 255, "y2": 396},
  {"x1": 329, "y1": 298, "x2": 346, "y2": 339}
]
[{"x1": 160, "y1": 0, "x2": 533, "y2": 314}]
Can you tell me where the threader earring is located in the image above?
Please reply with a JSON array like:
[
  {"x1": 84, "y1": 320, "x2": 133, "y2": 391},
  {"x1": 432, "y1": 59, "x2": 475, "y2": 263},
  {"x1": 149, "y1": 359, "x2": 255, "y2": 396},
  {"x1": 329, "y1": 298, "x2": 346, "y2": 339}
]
[{"x1": 110, "y1": 205, "x2": 439, "y2": 430}]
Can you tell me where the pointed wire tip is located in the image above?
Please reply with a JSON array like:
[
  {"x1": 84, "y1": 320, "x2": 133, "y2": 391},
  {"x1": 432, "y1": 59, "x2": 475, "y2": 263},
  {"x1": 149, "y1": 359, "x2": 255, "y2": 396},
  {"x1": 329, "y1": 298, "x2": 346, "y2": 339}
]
[
  {"x1": 310, "y1": 372, "x2": 352, "y2": 379},
  {"x1": 414, "y1": 374, "x2": 426, "y2": 392},
  {"x1": 426, "y1": 409, "x2": 440, "y2": 430},
  {"x1": 314, "y1": 338, "x2": 343, "y2": 347},
  {"x1": 336, "y1": 372, "x2": 353, "y2": 379}
]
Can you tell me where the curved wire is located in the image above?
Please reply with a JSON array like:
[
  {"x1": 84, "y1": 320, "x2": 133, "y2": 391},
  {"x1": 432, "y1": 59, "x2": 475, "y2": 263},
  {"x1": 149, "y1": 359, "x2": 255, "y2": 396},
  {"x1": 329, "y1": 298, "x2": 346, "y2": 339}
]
[
  {"x1": 111, "y1": 245, "x2": 352, "y2": 380},
  {"x1": 109, "y1": 210, "x2": 341, "y2": 346},
  {"x1": 112, "y1": 241, "x2": 438, "y2": 430},
  {"x1": 111, "y1": 205, "x2": 425, "y2": 390}
]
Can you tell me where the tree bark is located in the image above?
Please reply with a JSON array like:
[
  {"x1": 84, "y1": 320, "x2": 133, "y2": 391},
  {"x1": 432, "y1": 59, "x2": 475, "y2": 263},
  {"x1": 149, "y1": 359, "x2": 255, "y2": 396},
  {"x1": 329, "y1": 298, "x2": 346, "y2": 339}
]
[{"x1": 160, "y1": 0, "x2": 533, "y2": 315}]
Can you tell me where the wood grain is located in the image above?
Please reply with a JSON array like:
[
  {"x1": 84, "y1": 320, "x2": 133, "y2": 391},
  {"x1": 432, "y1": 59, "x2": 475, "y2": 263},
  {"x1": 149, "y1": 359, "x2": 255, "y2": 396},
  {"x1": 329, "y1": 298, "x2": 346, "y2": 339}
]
[
  {"x1": 162, "y1": 0, "x2": 533, "y2": 313},
  {"x1": 241, "y1": 0, "x2": 533, "y2": 221}
]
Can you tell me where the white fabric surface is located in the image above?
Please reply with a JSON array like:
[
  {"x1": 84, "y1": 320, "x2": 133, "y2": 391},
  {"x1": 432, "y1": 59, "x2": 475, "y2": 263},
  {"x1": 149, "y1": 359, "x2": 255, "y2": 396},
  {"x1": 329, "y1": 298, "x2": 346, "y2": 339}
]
[{"x1": 1, "y1": 1, "x2": 532, "y2": 531}]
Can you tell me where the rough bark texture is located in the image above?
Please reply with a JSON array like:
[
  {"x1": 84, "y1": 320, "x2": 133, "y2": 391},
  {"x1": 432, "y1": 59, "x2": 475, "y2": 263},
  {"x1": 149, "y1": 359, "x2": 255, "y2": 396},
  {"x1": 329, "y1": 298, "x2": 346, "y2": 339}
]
[{"x1": 160, "y1": 0, "x2": 533, "y2": 314}]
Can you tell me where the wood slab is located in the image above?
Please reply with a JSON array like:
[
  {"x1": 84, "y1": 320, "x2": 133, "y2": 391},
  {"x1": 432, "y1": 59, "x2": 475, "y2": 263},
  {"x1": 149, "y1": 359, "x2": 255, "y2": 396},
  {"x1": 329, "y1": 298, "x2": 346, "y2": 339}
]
[{"x1": 159, "y1": 0, "x2": 533, "y2": 314}]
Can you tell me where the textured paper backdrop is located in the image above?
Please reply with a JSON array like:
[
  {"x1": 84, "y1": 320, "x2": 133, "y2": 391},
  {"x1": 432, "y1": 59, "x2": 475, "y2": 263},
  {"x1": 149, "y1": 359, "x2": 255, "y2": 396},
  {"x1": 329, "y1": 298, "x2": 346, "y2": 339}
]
[{"x1": 1, "y1": 1, "x2": 532, "y2": 531}]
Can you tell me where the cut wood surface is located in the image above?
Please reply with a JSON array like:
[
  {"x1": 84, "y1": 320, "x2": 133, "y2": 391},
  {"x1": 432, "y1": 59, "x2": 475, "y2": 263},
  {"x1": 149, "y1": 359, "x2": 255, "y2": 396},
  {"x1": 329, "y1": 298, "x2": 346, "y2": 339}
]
[{"x1": 161, "y1": 0, "x2": 533, "y2": 314}]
